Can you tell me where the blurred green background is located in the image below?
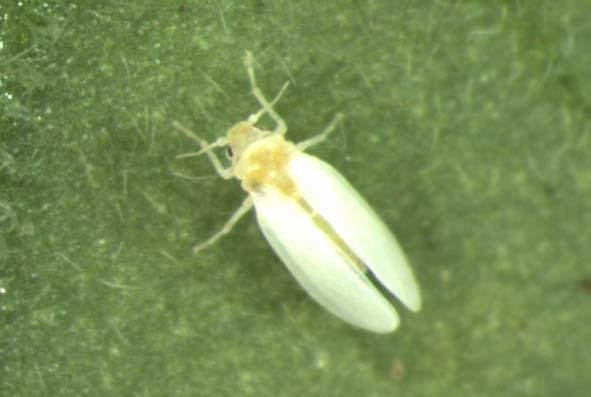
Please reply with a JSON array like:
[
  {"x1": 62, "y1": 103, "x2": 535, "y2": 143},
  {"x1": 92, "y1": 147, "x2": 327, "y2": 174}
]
[{"x1": 1, "y1": 1, "x2": 590, "y2": 396}]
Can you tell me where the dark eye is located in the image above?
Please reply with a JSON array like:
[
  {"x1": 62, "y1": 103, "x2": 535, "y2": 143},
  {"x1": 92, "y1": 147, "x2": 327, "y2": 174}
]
[{"x1": 226, "y1": 146, "x2": 233, "y2": 159}]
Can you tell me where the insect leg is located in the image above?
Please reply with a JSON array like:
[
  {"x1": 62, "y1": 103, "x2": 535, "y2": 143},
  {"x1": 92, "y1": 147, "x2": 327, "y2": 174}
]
[
  {"x1": 297, "y1": 113, "x2": 344, "y2": 150},
  {"x1": 192, "y1": 196, "x2": 254, "y2": 254},
  {"x1": 173, "y1": 121, "x2": 234, "y2": 179}
]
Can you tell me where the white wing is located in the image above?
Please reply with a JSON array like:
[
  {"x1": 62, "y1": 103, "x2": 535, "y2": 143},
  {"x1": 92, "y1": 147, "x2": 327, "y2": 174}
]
[
  {"x1": 288, "y1": 152, "x2": 421, "y2": 312},
  {"x1": 252, "y1": 187, "x2": 400, "y2": 333}
]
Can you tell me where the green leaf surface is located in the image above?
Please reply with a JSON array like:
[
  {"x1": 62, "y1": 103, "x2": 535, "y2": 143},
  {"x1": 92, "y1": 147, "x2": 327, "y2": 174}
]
[{"x1": 1, "y1": 1, "x2": 590, "y2": 396}]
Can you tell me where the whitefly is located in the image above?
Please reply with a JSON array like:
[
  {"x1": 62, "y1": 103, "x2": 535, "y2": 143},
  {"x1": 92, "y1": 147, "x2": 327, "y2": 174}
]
[{"x1": 174, "y1": 51, "x2": 421, "y2": 333}]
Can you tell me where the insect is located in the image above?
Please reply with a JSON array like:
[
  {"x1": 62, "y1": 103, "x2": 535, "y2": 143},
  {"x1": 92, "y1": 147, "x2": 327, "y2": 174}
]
[{"x1": 174, "y1": 51, "x2": 421, "y2": 333}]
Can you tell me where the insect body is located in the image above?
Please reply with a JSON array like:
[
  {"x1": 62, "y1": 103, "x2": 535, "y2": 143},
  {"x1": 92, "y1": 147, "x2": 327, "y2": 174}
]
[{"x1": 174, "y1": 52, "x2": 421, "y2": 333}]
